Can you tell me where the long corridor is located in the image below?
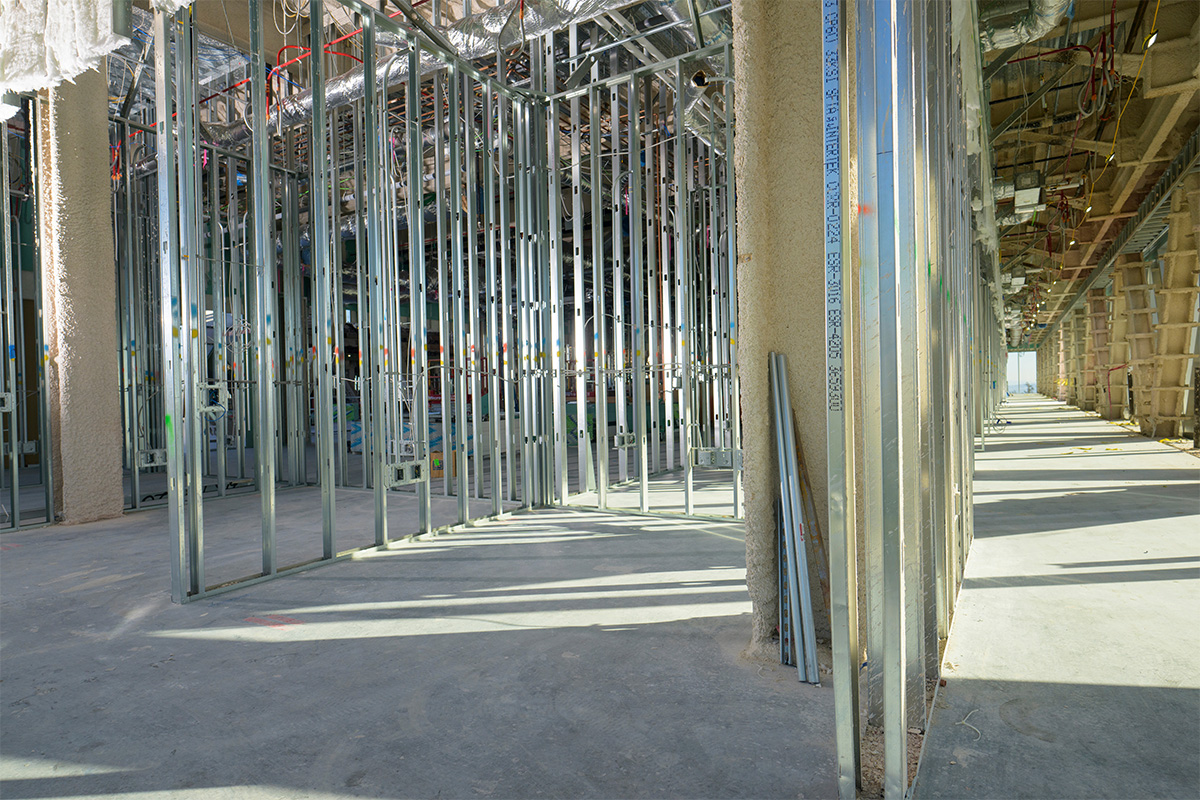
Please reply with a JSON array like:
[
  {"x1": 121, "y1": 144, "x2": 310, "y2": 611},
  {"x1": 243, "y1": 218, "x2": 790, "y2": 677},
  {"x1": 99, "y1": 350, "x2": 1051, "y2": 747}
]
[{"x1": 914, "y1": 395, "x2": 1200, "y2": 799}]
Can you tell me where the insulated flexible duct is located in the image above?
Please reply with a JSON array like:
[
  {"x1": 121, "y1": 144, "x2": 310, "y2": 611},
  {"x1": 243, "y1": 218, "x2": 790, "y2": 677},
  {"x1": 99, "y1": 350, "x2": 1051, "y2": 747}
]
[
  {"x1": 654, "y1": 0, "x2": 732, "y2": 138},
  {"x1": 978, "y1": 0, "x2": 1071, "y2": 55}
]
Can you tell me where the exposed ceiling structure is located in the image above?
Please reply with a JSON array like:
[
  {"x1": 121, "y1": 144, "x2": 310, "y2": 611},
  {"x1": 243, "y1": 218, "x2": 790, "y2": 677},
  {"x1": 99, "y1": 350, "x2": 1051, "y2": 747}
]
[
  {"x1": 982, "y1": 0, "x2": 1199, "y2": 349},
  {"x1": 108, "y1": 0, "x2": 1196, "y2": 356}
]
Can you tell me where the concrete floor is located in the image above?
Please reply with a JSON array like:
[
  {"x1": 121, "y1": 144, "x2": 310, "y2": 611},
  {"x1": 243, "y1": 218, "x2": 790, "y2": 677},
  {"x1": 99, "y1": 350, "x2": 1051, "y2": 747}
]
[
  {"x1": 180, "y1": 486, "x2": 516, "y2": 589},
  {"x1": 117, "y1": 439, "x2": 732, "y2": 521},
  {"x1": 0, "y1": 505, "x2": 835, "y2": 799},
  {"x1": 914, "y1": 396, "x2": 1200, "y2": 799},
  {"x1": 0, "y1": 465, "x2": 52, "y2": 528},
  {"x1": 569, "y1": 469, "x2": 739, "y2": 519}
]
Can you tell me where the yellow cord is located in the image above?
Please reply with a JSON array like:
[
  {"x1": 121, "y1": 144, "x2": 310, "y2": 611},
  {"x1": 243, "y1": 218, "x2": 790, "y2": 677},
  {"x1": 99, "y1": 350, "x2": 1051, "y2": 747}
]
[{"x1": 1081, "y1": 0, "x2": 1162, "y2": 221}]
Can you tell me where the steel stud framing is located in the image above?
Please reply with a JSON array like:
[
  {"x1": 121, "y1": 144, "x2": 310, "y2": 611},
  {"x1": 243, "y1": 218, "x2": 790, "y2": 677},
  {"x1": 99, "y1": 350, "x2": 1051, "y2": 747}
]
[
  {"x1": 125, "y1": 4, "x2": 741, "y2": 603},
  {"x1": 826, "y1": 1, "x2": 998, "y2": 795}
]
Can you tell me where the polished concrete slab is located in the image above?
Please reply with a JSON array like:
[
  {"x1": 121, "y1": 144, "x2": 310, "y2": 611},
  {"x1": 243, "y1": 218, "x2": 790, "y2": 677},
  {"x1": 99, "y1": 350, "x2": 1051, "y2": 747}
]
[
  {"x1": 0, "y1": 505, "x2": 835, "y2": 799},
  {"x1": 914, "y1": 395, "x2": 1200, "y2": 799}
]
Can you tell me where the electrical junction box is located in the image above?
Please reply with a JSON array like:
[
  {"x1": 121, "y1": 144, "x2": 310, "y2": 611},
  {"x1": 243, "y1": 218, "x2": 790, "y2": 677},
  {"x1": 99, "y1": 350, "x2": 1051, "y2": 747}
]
[
  {"x1": 691, "y1": 447, "x2": 742, "y2": 469},
  {"x1": 1013, "y1": 171, "x2": 1043, "y2": 212}
]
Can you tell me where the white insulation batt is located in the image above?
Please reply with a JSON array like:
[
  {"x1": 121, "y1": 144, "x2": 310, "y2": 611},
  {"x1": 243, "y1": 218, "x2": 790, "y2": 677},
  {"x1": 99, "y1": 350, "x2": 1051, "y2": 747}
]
[{"x1": 0, "y1": 0, "x2": 190, "y2": 93}]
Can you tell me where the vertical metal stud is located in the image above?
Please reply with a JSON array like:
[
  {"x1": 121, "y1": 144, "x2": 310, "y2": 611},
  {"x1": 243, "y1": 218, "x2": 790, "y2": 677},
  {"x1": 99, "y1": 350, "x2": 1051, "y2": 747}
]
[
  {"x1": 723, "y1": 46, "x2": 743, "y2": 517},
  {"x1": 154, "y1": 9, "x2": 188, "y2": 599},
  {"x1": 546, "y1": 54, "x2": 568, "y2": 504},
  {"x1": 408, "y1": 38, "x2": 432, "y2": 533},
  {"x1": 611, "y1": 79, "x2": 627, "y2": 486},
  {"x1": 822, "y1": 0, "x2": 861, "y2": 792},
  {"x1": 362, "y1": 15, "x2": 388, "y2": 547},
  {"x1": 856, "y1": 0, "x2": 886, "y2": 725},
  {"x1": 484, "y1": 80, "x2": 502, "y2": 515},
  {"x1": 590, "y1": 84, "x2": 609, "y2": 508},
  {"x1": 310, "y1": 0, "x2": 337, "y2": 557},
  {"x1": 1, "y1": 97, "x2": 17, "y2": 526},
  {"x1": 873, "y1": 0, "x2": 909, "y2": 792},
  {"x1": 177, "y1": 9, "x2": 205, "y2": 592},
  {"x1": 675, "y1": 70, "x2": 694, "y2": 515},
  {"x1": 629, "y1": 76, "x2": 648, "y2": 511}
]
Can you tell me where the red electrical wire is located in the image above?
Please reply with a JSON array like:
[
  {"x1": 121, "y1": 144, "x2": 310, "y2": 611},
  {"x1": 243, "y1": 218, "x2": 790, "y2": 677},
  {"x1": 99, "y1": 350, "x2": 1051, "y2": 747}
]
[
  {"x1": 199, "y1": 0, "x2": 431, "y2": 108},
  {"x1": 277, "y1": 44, "x2": 308, "y2": 62}
]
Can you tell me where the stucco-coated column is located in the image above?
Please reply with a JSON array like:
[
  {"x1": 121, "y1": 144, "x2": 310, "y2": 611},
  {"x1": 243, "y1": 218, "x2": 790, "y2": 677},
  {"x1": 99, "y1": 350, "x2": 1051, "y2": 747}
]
[
  {"x1": 1108, "y1": 269, "x2": 1131, "y2": 420},
  {"x1": 1071, "y1": 309, "x2": 1087, "y2": 407},
  {"x1": 1087, "y1": 289, "x2": 1118, "y2": 418},
  {"x1": 1056, "y1": 327, "x2": 1067, "y2": 401},
  {"x1": 1063, "y1": 312, "x2": 1079, "y2": 405},
  {"x1": 1039, "y1": 341, "x2": 1050, "y2": 395},
  {"x1": 733, "y1": 0, "x2": 830, "y2": 655},
  {"x1": 38, "y1": 66, "x2": 124, "y2": 524},
  {"x1": 1150, "y1": 174, "x2": 1200, "y2": 437},
  {"x1": 1120, "y1": 256, "x2": 1157, "y2": 434},
  {"x1": 1081, "y1": 298, "x2": 1101, "y2": 411}
]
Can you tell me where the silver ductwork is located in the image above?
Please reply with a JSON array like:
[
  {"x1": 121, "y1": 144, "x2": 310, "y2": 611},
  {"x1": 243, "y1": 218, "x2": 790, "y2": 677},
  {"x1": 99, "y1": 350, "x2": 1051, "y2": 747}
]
[
  {"x1": 979, "y1": 0, "x2": 1071, "y2": 54},
  {"x1": 426, "y1": 0, "x2": 642, "y2": 61},
  {"x1": 205, "y1": 0, "x2": 648, "y2": 150},
  {"x1": 995, "y1": 206, "x2": 1045, "y2": 226},
  {"x1": 1003, "y1": 302, "x2": 1024, "y2": 346},
  {"x1": 658, "y1": 0, "x2": 732, "y2": 138}
]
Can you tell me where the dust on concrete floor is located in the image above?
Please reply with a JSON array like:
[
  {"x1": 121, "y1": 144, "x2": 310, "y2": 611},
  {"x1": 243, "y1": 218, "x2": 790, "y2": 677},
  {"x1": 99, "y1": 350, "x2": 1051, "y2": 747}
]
[
  {"x1": 858, "y1": 726, "x2": 923, "y2": 800},
  {"x1": 1, "y1": 506, "x2": 835, "y2": 799},
  {"x1": 913, "y1": 396, "x2": 1200, "y2": 799}
]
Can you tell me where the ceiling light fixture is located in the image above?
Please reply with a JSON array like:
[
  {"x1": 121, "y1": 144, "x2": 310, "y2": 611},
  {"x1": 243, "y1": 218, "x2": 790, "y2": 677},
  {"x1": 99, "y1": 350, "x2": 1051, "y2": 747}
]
[
  {"x1": 1145, "y1": 30, "x2": 1158, "y2": 49},
  {"x1": 1085, "y1": 204, "x2": 1092, "y2": 213}
]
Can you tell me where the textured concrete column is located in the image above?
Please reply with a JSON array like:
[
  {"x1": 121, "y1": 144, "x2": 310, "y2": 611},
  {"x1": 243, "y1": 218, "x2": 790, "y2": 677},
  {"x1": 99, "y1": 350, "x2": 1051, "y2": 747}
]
[
  {"x1": 1081, "y1": 298, "x2": 1101, "y2": 411},
  {"x1": 1149, "y1": 173, "x2": 1200, "y2": 437},
  {"x1": 1051, "y1": 330, "x2": 1058, "y2": 398},
  {"x1": 1049, "y1": 334, "x2": 1058, "y2": 397},
  {"x1": 1040, "y1": 337, "x2": 1055, "y2": 396},
  {"x1": 733, "y1": 0, "x2": 829, "y2": 654},
  {"x1": 37, "y1": 66, "x2": 124, "y2": 524},
  {"x1": 1075, "y1": 309, "x2": 1089, "y2": 407},
  {"x1": 1087, "y1": 289, "x2": 1118, "y2": 418},
  {"x1": 1041, "y1": 336, "x2": 1050, "y2": 396},
  {"x1": 1039, "y1": 342, "x2": 1052, "y2": 396},
  {"x1": 1049, "y1": 335, "x2": 1059, "y2": 395},
  {"x1": 1064, "y1": 309, "x2": 1083, "y2": 406},
  {"x1": 1056, "y1": 326, "x2": 1067, "y2": 401},
  {"x1": 1066, "y1": 311, "x2": 1080, "y2": 406},
  {"x1": 1109, "y1": 270, "x2": 1131, "y2": 419},
  {"x1": 1120, "y1": 256, "x2": 1158, "y2": 434}
]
